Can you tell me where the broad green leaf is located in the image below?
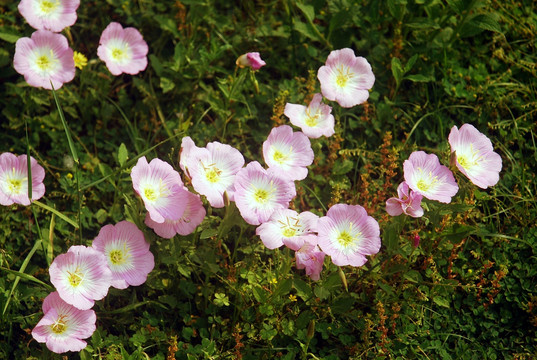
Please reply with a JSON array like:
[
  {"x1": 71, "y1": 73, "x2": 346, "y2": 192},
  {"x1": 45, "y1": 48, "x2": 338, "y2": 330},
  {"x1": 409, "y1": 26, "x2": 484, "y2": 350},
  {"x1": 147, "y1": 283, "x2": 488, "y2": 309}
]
[
  {"x1": 0, "y1": 32, "x2": 19, "y2": 43},
  {"x1": 391, "y1": 57, "x2": 404, "y2": 88},
  {"x1": 293, "y1": 279, "x2": 313, "y2": 300},
  {"x1": 118, "y1": 143, "x2": 128, "y2": 167},
  {"x1": 433, "y1": 296, "x2": 451, "y2": 308}
]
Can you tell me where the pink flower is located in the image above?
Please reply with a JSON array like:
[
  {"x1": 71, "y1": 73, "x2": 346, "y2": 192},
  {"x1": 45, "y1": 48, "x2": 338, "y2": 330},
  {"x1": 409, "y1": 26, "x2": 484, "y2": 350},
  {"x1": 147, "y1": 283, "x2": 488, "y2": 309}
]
[
  {"x1": 256, "y1": 208, "x2": 319, "y2": 250},
  {"x1": 31, "y1": 291, "x2": 96, "y2": 353},
  {"x1": 0, "y1": 152, "x2": 45, "y2": 206},
  {"x1": 144, "y1": 190, "x2": 206, "y2": 238},
  {"x1": 448, "y1": 124, "x2": 502, "y2": 189},
  {"x1": 386, "y1": 181, "x2": 424, "y2": 218},
  {"x1": 262, "y1": 125, "x2": 314, "y2": 181},
  {"x1": 97, "y1": 22, "x2": 148, "y2": 76},
  {"x1": 130, "y1": 156, "x2": 188, "y2": 224},
  {"x1": 49, "y1": 245, "x2": 112, "y2": 310},
  {"x1": 179, "y1": 136, "x2": 199, "y2": 175},
  {"x1": 284, "y1": 93, "x2": 335, "y2": 138},
  {"x1": 13, "y1": 30, "x2": 75, "y2": 90},
  {"x1": 233, "y1": 161, "x2": 295, "y2": 225},
  {"x1": 317, "y1": 48, "x2": 375, "y2": 108},
  {"x1": 181, "y1": 139, "x2": 245, "y2": 208},
  {"x1": 236, "y1": 52, "x2": 266, "y2": 70},
  {"x1": 92, "y1": 221, "x2": 154, "y2": 289},
  {"x1": 18, "y1": 0, "x2": 80, "y2": 32},
  {"x1": 317, "y1": 204, "x2": 381, "y2": 267},
  {"x1": 404, "y1": 151, "x2": 459, "y2": 203},
  {"x1": 295, "y1": 238, "x2": 325, "y2": 281}
]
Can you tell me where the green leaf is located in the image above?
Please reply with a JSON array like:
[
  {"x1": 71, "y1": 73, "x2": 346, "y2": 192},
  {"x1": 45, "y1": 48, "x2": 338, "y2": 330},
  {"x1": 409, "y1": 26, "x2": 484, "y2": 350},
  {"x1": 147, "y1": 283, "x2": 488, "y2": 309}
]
[
  {"x1": 117, "y1": 143, "x2": 128, "y2": 167},
  {"x1": 404, "y1": 54, "x2": 418, "y2": 73},
  {"x1": 472, "y1": 14, "x2": 502, "y2": 33},
  {"x1": 0, "y1": 31, "x2": 19, "y2": 43},
  {"x1": 391, "y1": 57, "x2": 404, "y2": 88},
  {"x1": 295, "y1": 2, "x2": 314, "y2": 21},
  {"x1": 293, "y1": 279, "x2": 313, "y2": 300},
  {"x1": 433, "y1": 296, "x2": 451, "y2": 308},
  {"x1": 314, "y1": 285, "x2": 330, "y2": 300},
  {"x1": 160, "y1": 77, "x2": 176, "y2": 94},
  {"x1": 405, "y1": 74, "x2": 434, "y2": 82}
]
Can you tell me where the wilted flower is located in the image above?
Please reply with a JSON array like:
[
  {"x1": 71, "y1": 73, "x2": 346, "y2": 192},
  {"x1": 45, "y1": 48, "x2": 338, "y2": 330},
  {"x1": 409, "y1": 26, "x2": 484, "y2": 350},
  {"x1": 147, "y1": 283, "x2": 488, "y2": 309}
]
[
  {"x1": 0, "y1": 152, "x2": 45, "y2": 206},
  {"x1": 144, "y1": 190, "x2": 206, "y2": 238},
  {"x1": 31, "y1": 291, "x2": 96, "y2": 353},
  {"x1": 386, "y1": 181, "x2": 424, "y2": 218},
  {"x1": 317, "y1": 48, "x2": 375, "y2": 108},
  {"x1": 92, "y1": 221, "x2": 154, "y2": 289},
  {"x1": 448, "y1": 124, "x2": 502, "y2": 189},
  {"x1": 295, "y1": 238, "x2": 325, "y2": 281},
  {"x1": 49, "y1": 245, "x2": 112, "y2": 310},
  {"x1": 284, "y1": 93, "x2": 335, "y2": 138},
  {"x1": 262, "y1": 125, "x2": 314, "y2": 181},
  {"x1": 236, "y1": 52, "x2": 266, "y2": 70},
  {"x1": 130, "y1": 156, "x2": 188, "y2": 224},
  {"x1": 317, "y1": 204, "x2": 381, "y2": 267},
  {"x1": 404, "y1": 151, "x2": 459, "y2": 203},
  {"x1": 18, "y1": 0, "x2": 80, "y2": 32},
  {"x1": 97, "y1": 22, "x2": 148, "y2": 76},
  {"x1": 181, "y1": 139, "x2": 244, "y2": 208},
  {"x1": 233, "y1": 161, "x2": 295, "y2": 225},
  {"x1": 256, "y1": 208, "x2": 318, "y2": 250},
  {"x1": 13, "y1": 30, "x2": 75, "y2": 90}
]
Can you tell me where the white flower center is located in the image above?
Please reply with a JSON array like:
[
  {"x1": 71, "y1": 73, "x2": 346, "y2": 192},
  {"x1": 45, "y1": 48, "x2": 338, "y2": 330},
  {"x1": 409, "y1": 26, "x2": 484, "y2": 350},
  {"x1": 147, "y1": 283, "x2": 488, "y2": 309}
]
[
  {"x1": 141, "y1": 179, "x2": 168, "y2": 204},
  {"x1": 3, "y1": 168, "x2": 27, "y2": 195},
  {"x1": 67, "y1": 267, "x2": 85, "y2": 288},
  {"x1": 333, "y1": 222, "x2": 361, "y2": 253},
  {"x1": 30, "y1": 48, "x2": 60, "y2": 77},
  {"x1": 456, "y1": 144, "x2": 481, "y2": 170},
  {"x1": 415, "y1": 167, "x2": 438, "y2": 193},
  {"x1": 203, "y1": 163, "x2": 222, "y2": 184},
  {"x1": 107, "y1": 40, "x2": 132, "y2": 65},
  {"x1": 278, "y1": 216, "x2": 302, "y2": 238},
  {"x1": 335, "y1": 65, "x2": 354, "y2": 88},
  {"x1": 304, "y1": 108, "x2": 321, "y2": 127}
]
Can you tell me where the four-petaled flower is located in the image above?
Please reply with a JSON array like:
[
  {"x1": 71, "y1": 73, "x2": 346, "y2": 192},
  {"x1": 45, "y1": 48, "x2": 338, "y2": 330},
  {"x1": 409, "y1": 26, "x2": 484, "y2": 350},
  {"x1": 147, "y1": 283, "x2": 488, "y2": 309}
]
[
  {"x1": 262, "y1": 125, "x2": 314, "y2": 181},
  {"x1": 97, "y1": 22, "x2": 148, "y2": 76},
  {"x1": 404, "y1": 151, "x2": 459, "y2": 204},
  {"x1": 256, "y1": 208, "x2": 318, "y2": 250},
  {"x1": 49, "y1": 245, "x2": 112, "y2": 310},
  {"x1": 92, "y1": 221, "x2": 155, "y2": 289},
  {"x1": 448, "y1": 124, "x2": 502, "y2": 189},
  {"x1": 284, "y1": 93, "x2": 335, "y2": 139},
  {"x1": 317, "y1": 48, "x2": 375, "y2": 108},
  {"x1": 144, "y1": 189, "x2": 206, "y2": 238},
  {"x1": 32, "y1": 291, "x2": 96, "y2": 353},
  {"x1": 233, "y1": 161, "x2": 295, "y2": 225},
  {"x1": 318, "y1": 204, "x2": 381, "y2": 267},
  {"x1": 130, "y1": 156, "x2": 189, "y2": 224},
  {"x1": 0, "y1": 152, "x2": 45, "y2": 206},
  {"x1": 13, "y1": 30, "x2": 75, "y2": 90},
  {"x1": 18, "y1": 0, "x2": 80, "y2": 33}
]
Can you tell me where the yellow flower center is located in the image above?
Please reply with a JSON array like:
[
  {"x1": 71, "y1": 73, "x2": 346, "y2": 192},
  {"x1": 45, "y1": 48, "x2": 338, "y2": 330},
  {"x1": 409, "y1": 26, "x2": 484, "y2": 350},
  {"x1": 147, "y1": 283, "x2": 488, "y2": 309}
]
[
  {"x1": 273, "y1": 150, "x2": 287, "y2": 164},
  {"x1": 7, "y1": 178, "x2": 23, "y2": 194},
  {"x1": 337, "y1": 231, "x2": 355, "y2": 247},
  {"x1": 282, "y1": 227, "x2": 296, "y2": 237},
  {"x1": 279, "y1": 216, "x2": 301, "y2": 238},
  {"x1": 304, "y1": 111, "x2": 319, "y2": 127},
  {"x1": 415, "y1": 167, "x2": 439, "y2": 193},
  {"x1": 456, "y1": 145, "x2": 480, "y2": 170},
  {"x1": 67, "y1": 268, "x2": 84, "y2": 288},
  {"x1": 335, "y1": 65, "x2": 353, "y2": 88},
  {"x1": 51, "y1": 315, "x2": 68, "y2": 334},
  {"x1": 144, "y1": 188, "x2": 156, "y2": 201},
  {"x1": 109, "y1": 249, "x2": 125, "y2": 265},
  {"x1": 111, "y1": 48, "x2": 126, "y2": 61},
  {"x1": 39, "y1": 0, "x2": 60, "y2": 14},
  {"x1": 36, "y1": 55, "x2": 53, "y2": 71},
  {"x1": 254, "y1": 188, "x2": 269, "y2": 204},
  {"x1": 204, "y1": 163, "x2": 222, "y2": 183}
]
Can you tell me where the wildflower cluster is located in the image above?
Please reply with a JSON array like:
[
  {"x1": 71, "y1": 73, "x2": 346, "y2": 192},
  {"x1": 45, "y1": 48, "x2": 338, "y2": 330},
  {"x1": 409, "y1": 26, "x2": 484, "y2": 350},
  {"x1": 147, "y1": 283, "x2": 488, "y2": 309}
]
[
  {"x1": 385, "y1": 125, "x2": 502, "y2": 220},
  {"x1": 14, "y1": 0, "x2": 148, "y2": 90}
]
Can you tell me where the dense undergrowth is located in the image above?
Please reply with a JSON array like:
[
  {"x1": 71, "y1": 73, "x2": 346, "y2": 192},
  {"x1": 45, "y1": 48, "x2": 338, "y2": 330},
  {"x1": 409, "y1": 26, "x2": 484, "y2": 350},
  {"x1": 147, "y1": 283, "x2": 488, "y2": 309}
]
[{"x1": 1, "y1": 0, "x2": 536, "y2": 359}]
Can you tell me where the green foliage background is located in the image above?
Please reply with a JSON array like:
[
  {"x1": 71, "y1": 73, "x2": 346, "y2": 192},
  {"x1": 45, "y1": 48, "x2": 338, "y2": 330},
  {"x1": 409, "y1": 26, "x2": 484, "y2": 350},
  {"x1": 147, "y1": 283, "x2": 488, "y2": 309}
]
[{"x1": 1, "y1": 0, "x2": 536, "y2": 359}]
